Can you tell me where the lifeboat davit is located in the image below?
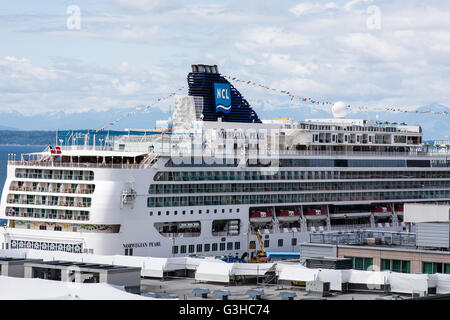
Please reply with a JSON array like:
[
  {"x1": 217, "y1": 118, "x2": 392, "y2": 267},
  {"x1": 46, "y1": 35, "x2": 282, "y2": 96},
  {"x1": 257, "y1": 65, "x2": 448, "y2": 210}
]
[
  {"x1": 303, "y1": 209, "x2": 326, "y2": 216},
  {"x1": 249, "y1": 210, "x2": 273, "y2": 223},
  {"x1": 276, "y1": 209, "x2": 300, "y2": 222}
]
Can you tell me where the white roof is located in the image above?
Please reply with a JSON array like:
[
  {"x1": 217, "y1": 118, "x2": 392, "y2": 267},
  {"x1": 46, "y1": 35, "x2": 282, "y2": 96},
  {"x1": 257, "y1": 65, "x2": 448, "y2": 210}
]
[
  {"x1": 305, "y1": 118, "x2": 367, "y2": 126},
  {"x1": 195, "y1": 260, "x2": 232, "y2": 283},
  {"x1": 0, "y1": 276, "x2": 152, "y2": 300},
  {"x1": 48, "y1": 150, "x2": 147, "y2": 157},
  {"x1": 404, "y1": 203, "x2": 450, "y2": 223}
]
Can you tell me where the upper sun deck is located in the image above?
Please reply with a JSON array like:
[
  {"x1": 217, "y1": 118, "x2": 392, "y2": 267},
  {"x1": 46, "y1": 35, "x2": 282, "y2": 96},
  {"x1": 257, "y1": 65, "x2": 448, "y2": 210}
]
[
  {"x1": 302, "y1": 118, "x2": 421, "y2": 133},
  {"x1": 4, "y1": 111, "x2": 445, "y2": 171},
  {"x1": 7, "y1": 145, "x2": 153, "y2": 169},
  {"x1": 7, "y1": 145, "x2": 450, "y2": 171}
]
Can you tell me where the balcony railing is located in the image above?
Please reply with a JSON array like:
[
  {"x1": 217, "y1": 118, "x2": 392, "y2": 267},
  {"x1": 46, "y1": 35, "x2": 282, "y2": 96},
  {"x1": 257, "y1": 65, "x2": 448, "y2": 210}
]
[
  {"x1": 6, "y1": 211, "x2": 89, "y2": 221},
  {"x1": 6, "y1": 199, "x2": 91, "y2": 208},
  {"x1": 15, "y1": 172, "x2": 94, "y2": 180},
  {"x1": 277, "y1": 150, "x2": 450, "y2": 158},
  {"x1": 10, "y1": 185, "x2": 94, "y2": 194}
]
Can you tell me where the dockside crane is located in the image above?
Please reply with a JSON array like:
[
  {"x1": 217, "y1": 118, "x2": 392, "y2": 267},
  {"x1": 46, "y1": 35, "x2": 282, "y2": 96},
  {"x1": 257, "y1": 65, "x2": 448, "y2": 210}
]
[{"x1": 248, "y1": 229, "x2": 269, "y2": 263}]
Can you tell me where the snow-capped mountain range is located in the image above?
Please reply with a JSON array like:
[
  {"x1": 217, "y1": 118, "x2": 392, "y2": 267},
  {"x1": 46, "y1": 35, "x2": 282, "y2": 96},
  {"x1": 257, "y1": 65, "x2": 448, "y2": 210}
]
[{"x1": 0, "y1": 102, "x2": 449, "y2": 140}]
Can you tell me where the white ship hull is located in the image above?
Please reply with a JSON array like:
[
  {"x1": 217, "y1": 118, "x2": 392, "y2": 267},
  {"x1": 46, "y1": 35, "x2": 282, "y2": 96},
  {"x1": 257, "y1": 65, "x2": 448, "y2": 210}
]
[
  {"x1": 2, "y1": 153, "x2": 447, "y2": 258},
  {"x1": 1, "y1": 64, "x2": 449, "y2": 259}
]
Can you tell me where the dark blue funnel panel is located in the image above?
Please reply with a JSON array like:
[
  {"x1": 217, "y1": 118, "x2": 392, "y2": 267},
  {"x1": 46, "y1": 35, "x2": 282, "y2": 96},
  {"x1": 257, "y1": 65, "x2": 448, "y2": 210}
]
[{"x1": 187, "y1": 67, "x2": 261, "y2": 123}]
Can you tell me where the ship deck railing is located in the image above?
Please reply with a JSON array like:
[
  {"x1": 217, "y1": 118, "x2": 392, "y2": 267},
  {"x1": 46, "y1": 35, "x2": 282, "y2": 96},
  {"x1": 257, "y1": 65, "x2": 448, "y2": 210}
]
[
  {"x1": 277, "y1": 150, "x2": 450, "y2": 158},
  {"x1": 328, "y1": 223, "x2": 373, "y2": 231},
  {"x1": 8, "y1": 160, "x2": 143, "y2": 169},
  {"x1": 309, "y1": 230, "x2": 416, "y2": 246},
  {"x1": 8, "y1": 149, "x2": 450, "y2": 169},
  {"x1": 159, "y1": 232, "x2": 201, "y2": 238}
]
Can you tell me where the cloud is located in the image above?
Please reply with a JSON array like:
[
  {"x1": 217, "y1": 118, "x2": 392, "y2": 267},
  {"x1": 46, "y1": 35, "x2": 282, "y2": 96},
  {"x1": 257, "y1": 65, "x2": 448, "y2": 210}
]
[
  {"x1": 1, "y1": 0, "x2": 450, "y2": 123},
  {"x1": 344, "y1": 0, "x2": 373, "y2": 11},
  {"x1": 235, "y1": 27, "x2": 309, "y2": 52},
  {"x1": 117, "y1": 0, "x2": 179, "y2": 12},
  {"x1": 0, "y1": 56, "x2": 59, "y2": 81},
  {"x1": 290, "y1": 2, "x2": 338, "y2": 16},
  {"x1": 337, "y1": 33, "x2": 408, "y2": 61},
  {"x1": 112, "y1": 79, "x2": 142, "y2": 95},
  {"x1": 260, "y1": 53, "x2": 314, "y2": 76},
  {"x1": 0, "y1": 56, "x2": 180, "y2": 116},
  {"x1": 115, "y1": 25, "x2": 159, "y2": 41},
  {"x1": 244, "y1": 58, "x2": 256, "y2": 66}
]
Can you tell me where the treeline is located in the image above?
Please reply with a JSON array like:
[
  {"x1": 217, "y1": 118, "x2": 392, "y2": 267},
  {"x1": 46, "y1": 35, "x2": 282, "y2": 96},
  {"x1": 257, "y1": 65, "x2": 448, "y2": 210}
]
[{"x1": 0, "y1": 131, "x2": 57, "y2": 145}]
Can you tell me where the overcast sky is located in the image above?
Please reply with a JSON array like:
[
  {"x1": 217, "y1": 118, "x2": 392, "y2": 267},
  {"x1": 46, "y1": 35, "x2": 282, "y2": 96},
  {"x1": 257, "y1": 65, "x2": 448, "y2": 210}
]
[{"x1": 0, "y1": 0, "x2": 449, "y2": 117}]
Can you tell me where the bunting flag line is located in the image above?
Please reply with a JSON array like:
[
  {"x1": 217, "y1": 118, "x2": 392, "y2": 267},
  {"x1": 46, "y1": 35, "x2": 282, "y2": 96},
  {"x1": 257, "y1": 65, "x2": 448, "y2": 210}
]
[
  {"x1": 96, "y1": 74, "x2": 448, "y2": 134},
  {"x1": 223, "y1": 75, "x2": 450, "y2": 116},
  {"x1": 96, "y1": 87, "x2": 185, "y2": 132}
]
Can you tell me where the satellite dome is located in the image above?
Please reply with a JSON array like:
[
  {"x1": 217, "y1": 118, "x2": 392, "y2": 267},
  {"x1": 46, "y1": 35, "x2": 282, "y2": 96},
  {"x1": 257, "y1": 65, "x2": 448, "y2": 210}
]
[{"x1": 332, "y1": 101, "x2": 350, "y2": 118}]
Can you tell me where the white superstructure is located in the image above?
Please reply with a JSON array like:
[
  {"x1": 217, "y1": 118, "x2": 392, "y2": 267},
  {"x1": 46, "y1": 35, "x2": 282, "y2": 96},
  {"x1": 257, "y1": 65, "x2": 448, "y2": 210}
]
[{"x1": 1, "y1": 64, "x2": 450, "y2": 260}]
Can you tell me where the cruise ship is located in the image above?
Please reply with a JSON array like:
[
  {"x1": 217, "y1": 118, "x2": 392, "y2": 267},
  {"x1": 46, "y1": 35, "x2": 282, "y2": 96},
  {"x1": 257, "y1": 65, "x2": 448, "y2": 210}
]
[{"x1": 1, "y1": 64, "x2": 449, "y2": 259}]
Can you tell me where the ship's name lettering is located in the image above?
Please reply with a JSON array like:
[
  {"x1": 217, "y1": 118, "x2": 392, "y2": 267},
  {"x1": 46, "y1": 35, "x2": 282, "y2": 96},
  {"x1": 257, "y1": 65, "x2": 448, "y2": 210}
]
[
  {"x1": 122, "y1": 242, "x2": 161, "y2": 248},
  {"x1": 217, "y1": 130, "x2": 265, "y2": 140}
]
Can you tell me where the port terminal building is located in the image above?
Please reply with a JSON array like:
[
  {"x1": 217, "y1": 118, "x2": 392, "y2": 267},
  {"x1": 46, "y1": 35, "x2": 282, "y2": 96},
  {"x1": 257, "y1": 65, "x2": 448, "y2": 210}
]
[{"x1": 300, "y1": 203, "x2": 450, "y2": 274}]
